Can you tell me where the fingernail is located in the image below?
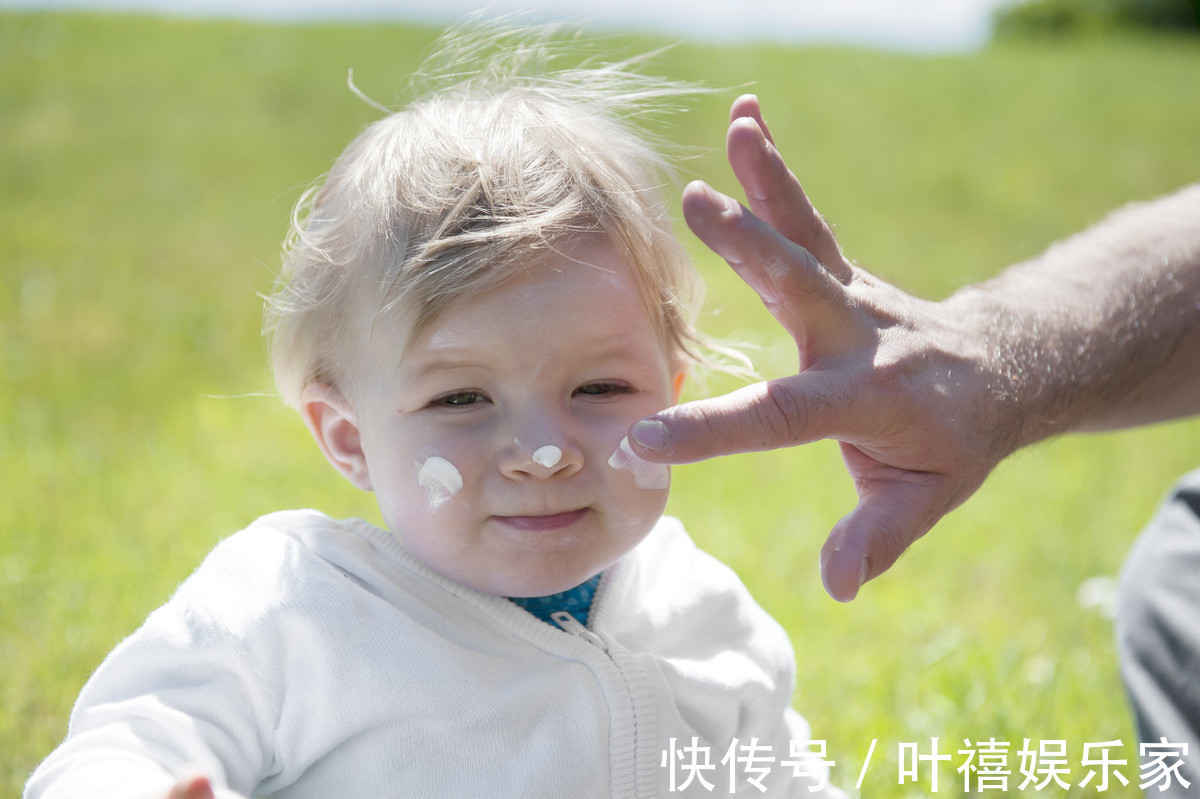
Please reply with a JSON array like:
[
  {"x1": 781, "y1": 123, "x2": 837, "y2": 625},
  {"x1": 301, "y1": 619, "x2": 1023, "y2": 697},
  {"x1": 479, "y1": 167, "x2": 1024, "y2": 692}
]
[
  {"x1": 858, "y1": 556, "x2": 869, "y2": 591},
  {"x1": 631, "y1": 419, "x2": 669, "y2": 451}
]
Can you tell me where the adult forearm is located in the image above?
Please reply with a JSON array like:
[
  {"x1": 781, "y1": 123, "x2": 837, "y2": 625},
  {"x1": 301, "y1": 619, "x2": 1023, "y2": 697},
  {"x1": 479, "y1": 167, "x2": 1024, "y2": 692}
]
[{"x1": 948, "y1": 183, "x2": 1200, "y2": 449}]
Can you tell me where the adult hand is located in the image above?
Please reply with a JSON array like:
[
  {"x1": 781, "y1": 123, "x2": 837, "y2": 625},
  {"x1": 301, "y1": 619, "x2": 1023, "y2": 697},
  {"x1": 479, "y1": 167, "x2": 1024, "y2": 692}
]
[{"x1": 632, "y1": 95, "x2": 1017, "y2": 602}]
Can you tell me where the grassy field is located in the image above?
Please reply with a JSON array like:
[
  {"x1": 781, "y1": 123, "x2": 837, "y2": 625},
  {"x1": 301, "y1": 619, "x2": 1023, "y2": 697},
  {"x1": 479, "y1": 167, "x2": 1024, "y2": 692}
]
[{"x1": 3, "y1": 11, "x2": 1199, "y2": 797}]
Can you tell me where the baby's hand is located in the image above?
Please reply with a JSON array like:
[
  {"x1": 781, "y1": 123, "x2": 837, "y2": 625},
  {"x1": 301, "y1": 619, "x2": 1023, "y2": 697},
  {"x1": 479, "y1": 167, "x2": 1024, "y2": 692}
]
[{"x1": 166, "y1": 773, "x2": 215, "y2": 799}]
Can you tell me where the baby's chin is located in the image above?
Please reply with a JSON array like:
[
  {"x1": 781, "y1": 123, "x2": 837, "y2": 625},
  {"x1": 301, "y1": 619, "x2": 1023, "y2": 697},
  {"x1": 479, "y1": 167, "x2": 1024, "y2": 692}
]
[
  {"x1": 499, "y1": 521, "x2": 663, "y2": 598},
  {"x1": 399, "y1": 506, "x2": 663, "y2": 598},
  {"x1": 486, "y1": 564, "x2": 608, "y2": 599},
  {"x1": 478, "y1": 545, "x2": 633, "y2": 599}
]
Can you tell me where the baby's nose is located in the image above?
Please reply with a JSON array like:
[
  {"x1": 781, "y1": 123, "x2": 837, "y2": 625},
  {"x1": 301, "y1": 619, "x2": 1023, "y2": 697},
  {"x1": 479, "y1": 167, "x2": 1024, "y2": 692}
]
[{"x1": 500, "y1": 437, "x2": 583, "y2": 479}]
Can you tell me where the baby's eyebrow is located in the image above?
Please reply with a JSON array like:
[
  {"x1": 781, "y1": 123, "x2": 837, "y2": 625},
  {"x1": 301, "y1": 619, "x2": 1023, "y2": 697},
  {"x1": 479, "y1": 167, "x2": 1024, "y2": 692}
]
[
  {"x1": 405, "y1": 355, "x2": 486, "y2": 378},
  {"x1": 585, "y1": 341, "x2": 667, "y2": 368},
  {"x1": 403, "y1": 333, "x2": 662, "y2": 379}
]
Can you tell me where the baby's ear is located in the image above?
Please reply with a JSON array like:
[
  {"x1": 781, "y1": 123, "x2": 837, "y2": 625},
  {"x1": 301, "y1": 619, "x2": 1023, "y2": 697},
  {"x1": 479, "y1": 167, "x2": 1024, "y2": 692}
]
[
  {"x1": 671, "y1": 369, "x2": 687, "y2": 404},
  {"x1": 300, "y1": 383, "x2": 373, "y2": 491}
]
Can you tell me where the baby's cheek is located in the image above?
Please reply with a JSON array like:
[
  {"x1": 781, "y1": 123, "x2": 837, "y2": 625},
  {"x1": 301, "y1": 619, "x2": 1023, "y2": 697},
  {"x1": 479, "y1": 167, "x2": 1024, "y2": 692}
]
[
  {"x1": 600, "y1": 433, "x2": 671, "y2": 542},
  {"x1": 408, "y1": 435, "x2": 481, "y2": 510},
  {"x1": 607, "y1": 436, "x2": 669, "y2": 490},
  {"x1": 417, "y1": 456, "x2": 463, "y2": 510},
  {"x1": 373, "y1": 451, "x2": 469, "y2": 535}
]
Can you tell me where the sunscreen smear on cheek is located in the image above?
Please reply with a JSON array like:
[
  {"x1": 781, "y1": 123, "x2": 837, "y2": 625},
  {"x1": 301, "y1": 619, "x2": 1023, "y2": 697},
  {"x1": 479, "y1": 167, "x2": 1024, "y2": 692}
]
[
  {"x1": 418, "y1": 456, "x2": 463, "y2": 510},
  {"x1": 608, "y1": 436, "x2": 668, "y2": 490}
]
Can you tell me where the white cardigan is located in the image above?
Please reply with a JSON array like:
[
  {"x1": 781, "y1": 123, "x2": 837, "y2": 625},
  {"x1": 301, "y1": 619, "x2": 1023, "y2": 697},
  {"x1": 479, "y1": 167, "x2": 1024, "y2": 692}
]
[{"x1": 27, "y1": 510, "x2": 842, "y2": 798}]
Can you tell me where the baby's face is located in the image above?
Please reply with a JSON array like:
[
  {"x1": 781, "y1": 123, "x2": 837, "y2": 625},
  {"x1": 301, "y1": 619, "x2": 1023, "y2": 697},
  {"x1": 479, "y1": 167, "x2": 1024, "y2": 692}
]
[{"x1": 351, "y1": 236, "x2": 681, "y2": 597}]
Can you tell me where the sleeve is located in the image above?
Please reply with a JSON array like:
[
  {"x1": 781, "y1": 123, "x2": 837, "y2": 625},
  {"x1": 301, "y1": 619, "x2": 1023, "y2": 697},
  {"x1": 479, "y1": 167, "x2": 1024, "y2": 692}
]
[
  {"x1": 627, "y1": 518, "x2": 847, "y2": 797},
  {"x1": 25, "y1": 535, "x2": 283, "y2": 799}
]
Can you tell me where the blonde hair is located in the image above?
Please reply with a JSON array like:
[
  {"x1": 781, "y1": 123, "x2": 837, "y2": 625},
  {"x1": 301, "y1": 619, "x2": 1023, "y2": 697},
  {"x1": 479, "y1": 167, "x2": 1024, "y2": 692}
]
[{"x1": 265, "y1": 24, "x2": 713, "y2": 409}]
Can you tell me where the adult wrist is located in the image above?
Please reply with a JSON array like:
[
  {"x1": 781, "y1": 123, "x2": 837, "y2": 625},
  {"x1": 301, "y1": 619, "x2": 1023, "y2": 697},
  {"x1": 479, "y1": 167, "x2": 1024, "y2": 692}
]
[{"x1": 939, "y1": 285, "x2": 1072, "y2": 458}]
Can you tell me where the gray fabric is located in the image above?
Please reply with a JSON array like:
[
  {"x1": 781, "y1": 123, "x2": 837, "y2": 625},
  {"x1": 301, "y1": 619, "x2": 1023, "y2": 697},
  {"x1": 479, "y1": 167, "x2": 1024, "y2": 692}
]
[{"x1": 1117, "y1": 468, "x2": 1200, "y2": 796}]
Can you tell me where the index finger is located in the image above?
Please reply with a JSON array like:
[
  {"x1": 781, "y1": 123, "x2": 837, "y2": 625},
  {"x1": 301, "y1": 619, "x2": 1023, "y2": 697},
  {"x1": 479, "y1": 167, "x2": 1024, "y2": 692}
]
[{"x1": 629, "y1": 370, "x2": 848, "y2": 464}]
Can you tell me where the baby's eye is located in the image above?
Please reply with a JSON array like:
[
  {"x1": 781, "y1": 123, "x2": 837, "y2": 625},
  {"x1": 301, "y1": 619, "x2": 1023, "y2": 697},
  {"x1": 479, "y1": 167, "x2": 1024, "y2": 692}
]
[
  {"x1": 574, "y1": 381, "x2": 634, "y2": 398},
  {"x1": 430, "y1": 390, "x2": 489, "y2": 408}
]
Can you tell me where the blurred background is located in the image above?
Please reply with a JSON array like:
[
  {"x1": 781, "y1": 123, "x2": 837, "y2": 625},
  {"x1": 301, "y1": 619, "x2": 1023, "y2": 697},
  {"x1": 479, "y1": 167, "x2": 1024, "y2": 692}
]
[{"x1": 3, "y1": 1, "x2": 1199, "y2": 795}]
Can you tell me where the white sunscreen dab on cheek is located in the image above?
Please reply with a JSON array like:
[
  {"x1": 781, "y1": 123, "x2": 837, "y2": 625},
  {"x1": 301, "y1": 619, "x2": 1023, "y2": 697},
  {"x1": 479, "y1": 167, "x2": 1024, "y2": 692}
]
[
  {"x1": 531, "y1": 444, "x2": 563, "y2": 469},
  {"x1": 418, "y1": 456, "x2": 463, "y2": 510},
  {"x1": 608, "y1": 436, "x2": 669, "y2": 490}
]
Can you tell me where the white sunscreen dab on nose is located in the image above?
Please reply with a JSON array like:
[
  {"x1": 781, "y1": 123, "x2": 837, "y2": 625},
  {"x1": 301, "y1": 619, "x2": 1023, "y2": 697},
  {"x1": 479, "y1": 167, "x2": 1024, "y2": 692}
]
[
  {"x1": 532, "y1": 445, "x2": 562, "y2": 469},
  {"x1": 418, "y1": 456, "x2": 463, "y2": 510},
  {"x1": 608, "y1": 436, "x2": 668, "y2": 490}
]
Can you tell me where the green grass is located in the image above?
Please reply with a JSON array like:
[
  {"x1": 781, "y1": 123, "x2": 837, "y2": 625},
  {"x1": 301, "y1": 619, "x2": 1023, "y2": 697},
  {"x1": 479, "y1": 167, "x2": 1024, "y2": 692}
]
[{"x1": 3, "y1": 12, "x2": 1199, "y2": 796}]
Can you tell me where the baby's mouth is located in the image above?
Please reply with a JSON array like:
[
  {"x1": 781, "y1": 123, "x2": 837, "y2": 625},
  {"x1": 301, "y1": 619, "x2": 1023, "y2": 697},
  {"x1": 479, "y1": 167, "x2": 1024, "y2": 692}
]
[{"x1": 493, "y1": 508, "x2": 588, "y2": 532}]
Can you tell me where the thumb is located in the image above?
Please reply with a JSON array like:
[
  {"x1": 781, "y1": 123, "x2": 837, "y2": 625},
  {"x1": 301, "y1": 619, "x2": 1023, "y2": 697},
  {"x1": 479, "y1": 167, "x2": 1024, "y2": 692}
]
[
  {"x1": 819, "y1": 478, "x2": 944, "y2": 602},
  {"x1": 630, "y1": 374, "x2": 839, "y2": 463}
]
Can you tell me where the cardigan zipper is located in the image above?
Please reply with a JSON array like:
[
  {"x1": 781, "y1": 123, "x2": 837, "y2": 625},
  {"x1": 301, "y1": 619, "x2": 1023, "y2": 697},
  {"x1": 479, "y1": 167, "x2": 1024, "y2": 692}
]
[
  {"x1": 550, "y1": 612, "x2": 647, "y2": 797},
  {"x1": 550, "y1": 611, "x2": 609, "y2": 653}
]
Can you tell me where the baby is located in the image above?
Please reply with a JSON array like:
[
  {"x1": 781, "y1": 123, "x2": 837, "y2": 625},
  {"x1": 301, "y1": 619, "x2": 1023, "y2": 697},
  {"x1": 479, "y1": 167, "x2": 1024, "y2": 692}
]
[{"x1": 27, "y1": 27, "x2": 842, "y2": 799}]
